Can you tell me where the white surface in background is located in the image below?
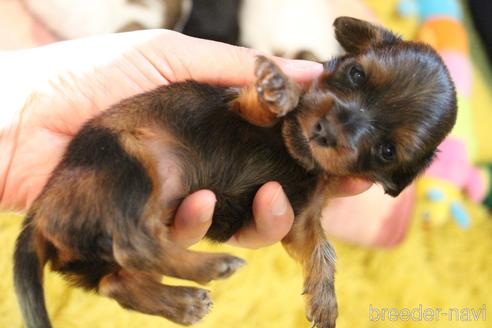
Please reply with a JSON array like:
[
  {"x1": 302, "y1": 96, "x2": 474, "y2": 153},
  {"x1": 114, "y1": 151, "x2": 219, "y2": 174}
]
[
  {"x1": 24, "y1": 0, "x2": 166, "y2": 39},
  {"x1": 240, "y1": 0, "x2": 377, "y2": 60},
  {"x1": 240, "y1": 0, "x2": 341, "y2": 60}
]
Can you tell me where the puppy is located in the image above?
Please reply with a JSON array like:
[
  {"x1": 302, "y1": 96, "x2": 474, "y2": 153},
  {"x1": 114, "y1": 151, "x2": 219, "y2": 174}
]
[{"x1": 13, "y1": 17, "x2": 456, "y2": 328}]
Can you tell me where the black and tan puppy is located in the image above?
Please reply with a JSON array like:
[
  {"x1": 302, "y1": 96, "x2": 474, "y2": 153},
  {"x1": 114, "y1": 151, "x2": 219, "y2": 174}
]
[{"x1": 14, "y1": 17, "x2": 456, "y2": 328}]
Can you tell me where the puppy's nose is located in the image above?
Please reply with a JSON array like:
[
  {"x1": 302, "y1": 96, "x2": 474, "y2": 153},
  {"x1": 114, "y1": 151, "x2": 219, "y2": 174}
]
[{"x1": 311, "y1": 117, "x2": 337, "y2": 147}]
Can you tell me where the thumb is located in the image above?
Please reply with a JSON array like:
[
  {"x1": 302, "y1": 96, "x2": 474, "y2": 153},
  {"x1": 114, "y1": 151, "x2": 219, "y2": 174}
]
[
  {"x1": 228, "y1": 181, "x2": 294, "y2": 249},
  {"x1": 141, "y1": 30, "x2": 323, "y2": 86},
  {"x1": 169, "y1": 190, "x2": 216, "y2": 247}
]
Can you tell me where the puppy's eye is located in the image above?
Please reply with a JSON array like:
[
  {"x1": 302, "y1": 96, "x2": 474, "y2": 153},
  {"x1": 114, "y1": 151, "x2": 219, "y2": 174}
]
[
  {"x1": 380, "y1": 143, "x2": 396, "y2": 162},
  {"x1": 348, "y1": 65, "x2": 366, "y2": 86}
]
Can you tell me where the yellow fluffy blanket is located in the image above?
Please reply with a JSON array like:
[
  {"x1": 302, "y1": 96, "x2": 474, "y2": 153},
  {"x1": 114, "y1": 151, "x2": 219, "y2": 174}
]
[{"x1": 2, "y1": 203, "x2": 491, "y2": 327}]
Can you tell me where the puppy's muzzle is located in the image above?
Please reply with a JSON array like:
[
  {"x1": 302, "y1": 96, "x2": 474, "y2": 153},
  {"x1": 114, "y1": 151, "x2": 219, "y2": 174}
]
[
  {"x1": 311, "y1": 101, "x2": 370, "y2": 150},
  {"x1": 311, "y1": 117, "x2": 337, "y2": 147}
]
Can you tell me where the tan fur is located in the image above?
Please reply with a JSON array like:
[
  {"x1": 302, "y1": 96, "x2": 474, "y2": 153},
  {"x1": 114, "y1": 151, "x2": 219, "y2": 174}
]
[
  {"x1": 98, "y1": 270, "x2": 212, "y2": 325},
  {"x1": 230, "y1": 85, "x2": 278, "y2": 127},
  {"x1": 282, "y1": 182, "x2": 338, "y2": 328}
]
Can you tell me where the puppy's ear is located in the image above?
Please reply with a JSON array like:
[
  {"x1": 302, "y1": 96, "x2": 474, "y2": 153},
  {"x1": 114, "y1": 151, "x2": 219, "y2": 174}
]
[
  {"x1": 378, "y1": 151, "x2": 437, "y2": 197},
  {"x1": 333, "y1": 16, "x2": 401, "y2": 54}
]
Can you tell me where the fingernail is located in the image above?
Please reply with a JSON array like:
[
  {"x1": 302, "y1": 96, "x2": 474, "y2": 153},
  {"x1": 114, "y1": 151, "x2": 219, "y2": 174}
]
[
  {"x1": 198, "y1": 199, "x2": 216, "y2": 223},
  {"x1": 270, "y1": 186, "x2": 288, "y2": 216}
]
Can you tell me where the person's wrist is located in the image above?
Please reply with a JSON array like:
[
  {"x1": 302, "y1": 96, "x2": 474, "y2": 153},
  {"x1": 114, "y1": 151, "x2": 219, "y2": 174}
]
[
  {"x1": 0, "y1": 52, "x2": 35, "y2": 211},
  {"x1": 0, "y1": 115, "x2": 20, "y2": 211}
]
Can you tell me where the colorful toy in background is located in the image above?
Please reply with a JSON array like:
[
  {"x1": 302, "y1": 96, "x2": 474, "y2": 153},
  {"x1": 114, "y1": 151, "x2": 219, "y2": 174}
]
[
  {"x1": 398, "y1": 0, "x2": 490, "y2": 228},
  {"x1": 397, "y1": 0, "x2": 462, "y2": 22},
  {"x1": 415, "y1": 139, "x2": 486, "y2": 228}
]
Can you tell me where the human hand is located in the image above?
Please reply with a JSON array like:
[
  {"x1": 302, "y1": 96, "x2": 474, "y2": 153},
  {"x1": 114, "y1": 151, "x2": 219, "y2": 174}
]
[
  {"x1": 0, "y1": 29, "x2": 371, "y2": 248},
  {"x1": 172, "y1": 179, "x2": 371, "y2": 248}
]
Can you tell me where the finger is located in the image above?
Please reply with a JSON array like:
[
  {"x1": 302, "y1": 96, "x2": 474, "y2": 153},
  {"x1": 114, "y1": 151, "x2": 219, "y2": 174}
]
[
  {"x1": 228, "y1": 181, "x2": 294, "y2": 249},
  {"x1": 273, "y1": 56, "x2": 325, "y2": 84},
  {"x1": 332, "y1": 177, "x2": 373, "y2": 197},
  {"x1": 141, "y1": 30, "x2": 323, "y2": 86},
  {"x1": 169, "y1": 189, "x2": 216, "y2": 248}
]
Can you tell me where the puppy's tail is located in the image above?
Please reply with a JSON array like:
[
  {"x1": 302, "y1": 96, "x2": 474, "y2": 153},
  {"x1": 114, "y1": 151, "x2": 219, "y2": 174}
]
[{"x1": 13, "y1": 216, "x2": 52, "y2": 328}]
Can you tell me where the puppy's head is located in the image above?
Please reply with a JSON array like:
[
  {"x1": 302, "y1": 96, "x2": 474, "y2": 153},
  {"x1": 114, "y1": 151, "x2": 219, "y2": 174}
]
[{"x1": 284, "y1": 17, "x2": 457, "y2": 196}]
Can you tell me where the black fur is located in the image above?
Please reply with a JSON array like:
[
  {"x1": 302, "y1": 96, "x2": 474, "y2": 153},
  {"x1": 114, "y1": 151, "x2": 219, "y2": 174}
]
[
  {"x1": 149, "y1": 82, "x2": 320, "y2": 241},
  {"x1": 14, "y1": 219, "x2": 52, "y2": 328}
]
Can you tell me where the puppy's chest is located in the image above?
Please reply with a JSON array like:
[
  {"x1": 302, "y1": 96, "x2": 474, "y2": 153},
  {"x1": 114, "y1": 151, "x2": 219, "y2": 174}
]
[{"x1": 144, "y1": 116, "x2": 318, "y2": 239}]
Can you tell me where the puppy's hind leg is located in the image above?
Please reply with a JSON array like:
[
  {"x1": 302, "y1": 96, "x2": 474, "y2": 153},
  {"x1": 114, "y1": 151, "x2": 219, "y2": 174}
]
[
  {"x1": 99, "y1": 270, "x2": 212, "y2": 325},
  {"x1": 112, "y1": 210, "x2": 245, "y2": 284},
  {"x1": 106, "y1": 133, "x2": 245, "y2": 285}
]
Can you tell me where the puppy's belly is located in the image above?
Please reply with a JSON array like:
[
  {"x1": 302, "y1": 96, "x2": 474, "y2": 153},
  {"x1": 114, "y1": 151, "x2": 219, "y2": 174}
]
[
  {"x1": 143, "y1": 133, "x2": 252, "y2": 241},
  {"x1": 151, "y1": 120, "x2": 320, "y2": 242},
  {"x1": 154, "y1": 158, "x2": 187, "y2": 209},
  {"x1": 140, "y1": 129, "x2": 189, "y2": 211}
]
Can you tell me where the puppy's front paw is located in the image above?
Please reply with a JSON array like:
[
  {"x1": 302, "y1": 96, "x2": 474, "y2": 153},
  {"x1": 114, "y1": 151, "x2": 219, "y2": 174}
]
[
  {"x1": 255, "y1": 56, "x2": 300, "y2": 117},
  {"x1": 304, "y1": 278, "x2": 338, "y2": 328}
]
